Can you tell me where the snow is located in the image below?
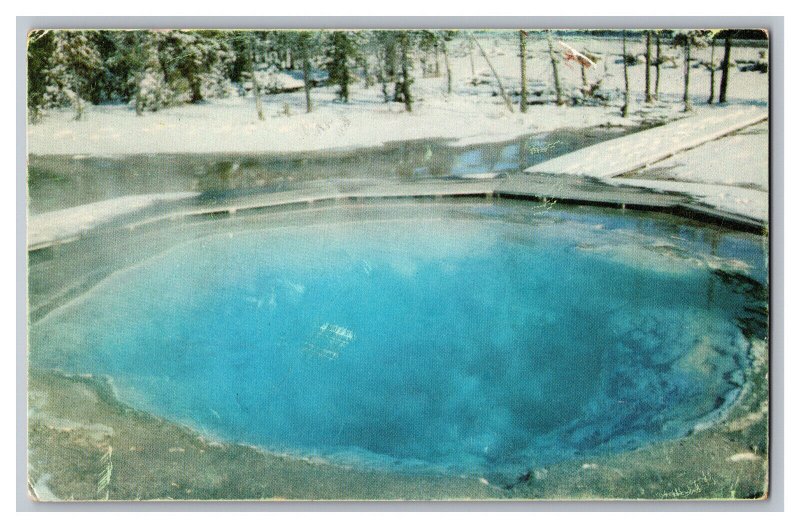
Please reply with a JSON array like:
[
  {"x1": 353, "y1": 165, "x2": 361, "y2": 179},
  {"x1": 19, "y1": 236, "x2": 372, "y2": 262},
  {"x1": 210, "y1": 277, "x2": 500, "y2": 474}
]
[
  {"x1": 28, "y1": 192, "x2": 199, "y2": 249},
  {"x1": 618, "y1": 178, "x2": 767, "y2": 222},
  {"x1": 27, "y1": 95, "x2": 631, "y2": 156},
  {"x1": 525, "y1": 105, "x2": 767, "y2": 178},
  {"x1": 526, "y1": 110, "x2": 768, "y2": 222},
  {"x1": 27, "y1": 33, "x2": 769, "y2": 224},
  {"x1": 631, "y1": 121, "x2": 768, "y2": 191},
  {"x1": 616, "y1": 122, "x2": 769, "y2": 222},
  {"x1": 28, "y1": 34, "x2": 769, "y2": 157}
]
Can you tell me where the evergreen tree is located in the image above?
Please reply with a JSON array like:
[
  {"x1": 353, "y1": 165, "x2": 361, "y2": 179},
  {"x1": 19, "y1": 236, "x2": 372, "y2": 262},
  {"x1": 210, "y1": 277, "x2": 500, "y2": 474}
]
[
  {"x1": 42, "y1": 31, "x2": 103, "y2": 120},
  {"x1": 159, "y1": 30, "x2": 235, "y2": 104},
  {"x1": 104, "y1": 31, "x2": 172, "y2": 115},
  {"x1": 227, "y1": 31, "x2": 252, "y2": 86},
  {"x1": 325, "y1": 31, "x2": 361, "y2": 103},
  {"x1": 373, "y1": 31, "x2": 400, "y2": 103},
  {"x1": 91, "y1": 31, "x2": 136, "y2": 104},
  {"x1": 132, "y1": 32, "x2": 171, "y2": 114},
  {"x1": 417, "y1": 31, "x2": 439, "y2": 78},
  {"x1": 296, "y1": 31, "x2": 322, "y2": 113},
  {"x1": 27, "y1": 30, "x2": 54, "y2": 122},
  {"x1": 398, "y1": 31, "x2": 414, "y2": 112}
]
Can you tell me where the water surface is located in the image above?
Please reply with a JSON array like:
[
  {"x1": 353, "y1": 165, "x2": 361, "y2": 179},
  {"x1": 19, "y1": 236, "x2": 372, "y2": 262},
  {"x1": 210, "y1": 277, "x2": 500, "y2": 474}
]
[
  {"x1": 27, "y1": 127, "x2": 639, "y2": 214},
  {"x1": 30, "y1": 203, "x2": 767, "y2": 478}
]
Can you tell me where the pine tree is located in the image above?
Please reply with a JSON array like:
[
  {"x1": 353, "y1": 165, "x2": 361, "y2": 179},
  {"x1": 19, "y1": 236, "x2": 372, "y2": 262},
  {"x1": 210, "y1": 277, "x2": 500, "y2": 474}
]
[
  {"x1": 43, "y1": 31, "x2": 103, "y2": 120},
  {"x1": 398, "y1": 31, "x2": 414, "y2": 112},
  {"x1": 297, "y1": 31, "x2": 321, "y2": 113},
  {"x1": 326, "y1": 31, "x2": 361, "y2": 103},
  {"x1": 160, "y1": 30, "x2": 234, "y2": 104},
  {"x1": 133, "y1": 33, "x2": 171, "y2": 114},
  {"x1": 372, "y1": 31, "x2": 398, "y2": 103},
  {"x1": 418, "y1": 31, "x2": 439, "y2": 78},
  {"x1": 103, "y1": 31, "x2": 172, "y2": 115},
  {"x1": 27, "y1": 30, "x2": 54, "y2": 122}
]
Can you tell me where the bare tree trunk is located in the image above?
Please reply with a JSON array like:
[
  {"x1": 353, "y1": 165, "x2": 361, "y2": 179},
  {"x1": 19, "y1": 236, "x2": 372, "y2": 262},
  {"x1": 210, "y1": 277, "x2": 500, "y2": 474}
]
[
  {"x1": 73, "y1": 90, "x2": 85, "y2": 121},
  {"x1": 302, "y1": 49, "x2": 312, "y2": 113},
  {"x1": 250, "y1": 34, "x2": 264, "y2": 121},
  {"x1": 708, "y1": 36, "x2": 716, "y2": 104},
  {"x1": 443, "y1": 40, "x2": 452, "y2": 94},
  {"x1": 379, "y1": 47, "x2": 391, "y2": 103},
  {"x1": 519, "y1": 30, "x2": 528, "y2": 113},
  {"x1": 399, "y1": 33, "x2": 413, "y2": 112},
  {"x1": 468, "y1": 37, "x2": 476, "y2": 83},
  {"x1": 134, "y1": 70, "x2": 144, "y2": 116},
  {"x1": 622, "y1": 30, "x2": 630, "y2": 117},
  {"x1": 581, "y1": 66, "x2": 588, "y2": 96},
  {"x1": 546, "y1": 31, "x2": 564, "y2": 106},
  {"x1": 471, "y1": 34, "x2": 514, "y2": 112},
  {"x1": 683, "y1": 40, "x2": 692, "y2": 112},
  {"x1": 645, "y1": 31, "x2": 653, "y2": 103},
  {"x1": 719, "y1": 33, "x2": 732, "y2": 103},
  {"x1": 654, "y1": 32, "x2": 661, "y2": 100}
]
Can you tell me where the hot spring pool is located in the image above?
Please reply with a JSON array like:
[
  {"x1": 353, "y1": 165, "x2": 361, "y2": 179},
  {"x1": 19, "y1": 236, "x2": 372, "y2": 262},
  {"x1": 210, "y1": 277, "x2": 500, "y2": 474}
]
[{"x1": 29, "y1": 202, "x2": 767, "y2": 478}]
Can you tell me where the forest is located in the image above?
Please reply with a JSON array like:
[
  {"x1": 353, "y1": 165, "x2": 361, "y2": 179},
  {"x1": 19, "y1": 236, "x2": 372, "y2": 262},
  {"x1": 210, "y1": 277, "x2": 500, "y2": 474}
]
[{"x1": 27, "y1": 29, "x2": 768, "y2": 123}]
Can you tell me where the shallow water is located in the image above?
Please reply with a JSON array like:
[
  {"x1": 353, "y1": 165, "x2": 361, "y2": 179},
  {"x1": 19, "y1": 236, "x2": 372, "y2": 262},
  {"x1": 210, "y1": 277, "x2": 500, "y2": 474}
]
[
  {"x1": 29, "y1": 202, "x2": 767, "y2": 478},
  {"x1": 27, "y1": 126, "x2": 638, "y2": 214}
]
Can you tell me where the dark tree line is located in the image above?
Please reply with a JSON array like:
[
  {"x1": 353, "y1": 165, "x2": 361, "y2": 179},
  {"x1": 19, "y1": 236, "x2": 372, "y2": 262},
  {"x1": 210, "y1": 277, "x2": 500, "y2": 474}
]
[{"x1": 27, "y1": 29, "x2": 460, "y2": 121}]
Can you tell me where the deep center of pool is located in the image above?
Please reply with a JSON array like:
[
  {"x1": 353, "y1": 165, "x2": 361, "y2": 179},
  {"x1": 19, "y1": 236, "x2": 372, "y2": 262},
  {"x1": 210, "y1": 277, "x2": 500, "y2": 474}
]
[{"x1": 31, "y1": 210, "x2": 759, "y2": 477}]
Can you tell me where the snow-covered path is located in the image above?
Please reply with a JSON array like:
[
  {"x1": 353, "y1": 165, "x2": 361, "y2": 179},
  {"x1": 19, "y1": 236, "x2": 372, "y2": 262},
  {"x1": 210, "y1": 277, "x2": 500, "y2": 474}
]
[{"x1": 525, "y1": 105, "x2": 768, "y2": 178}]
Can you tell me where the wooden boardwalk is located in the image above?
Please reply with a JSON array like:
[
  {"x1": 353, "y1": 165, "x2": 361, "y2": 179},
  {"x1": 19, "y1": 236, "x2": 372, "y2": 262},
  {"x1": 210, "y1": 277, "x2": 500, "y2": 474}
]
[{"x1": 525, "y1": 106, "x2": 768, "y2": 179}]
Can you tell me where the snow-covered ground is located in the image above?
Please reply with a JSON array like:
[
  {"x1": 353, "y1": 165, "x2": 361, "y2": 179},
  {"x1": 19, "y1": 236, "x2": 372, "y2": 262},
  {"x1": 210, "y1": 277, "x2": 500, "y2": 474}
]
[
  {"x1": 27, "y1": 33, "x2": 769, "y2": 157},
  {"x1": 526, "y1": 106, "x2": 768, "y2": 222},
  {"x1": 28, "y1": 192, "x2": 199, "y2": 249},
  {"x1": 27, "y1": 33, "x2": 769, "y2": 226},
  {"x1": 618, "y1": 122, "x2": 769, "y2": 222},
  {"x1": 632, "y1": 121, "x2": 768, "y2": 191}
]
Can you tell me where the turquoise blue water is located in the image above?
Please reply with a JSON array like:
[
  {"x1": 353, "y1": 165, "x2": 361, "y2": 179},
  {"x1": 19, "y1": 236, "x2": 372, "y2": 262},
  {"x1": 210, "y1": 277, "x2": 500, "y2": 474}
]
[{"x1": 30, "y1": 205, "x2": 767, "y2": 478}]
